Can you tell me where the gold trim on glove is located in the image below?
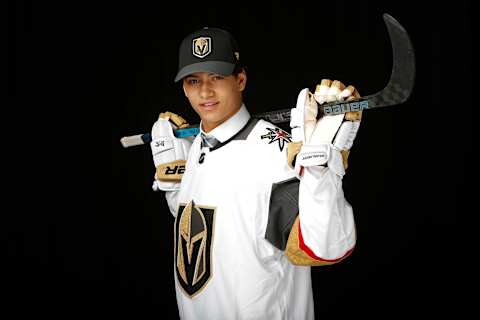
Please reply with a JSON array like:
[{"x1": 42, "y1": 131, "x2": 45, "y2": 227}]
[
  {"x1": 345, "y1": 89, "x2": 363, "y2": 121},
  {"x1": 341, "y1": 149, "x2": 350, "y2": 171},
  {"x1": 159, "y1": 111, "x2": 190, "y2": 128},
  {"x1": 155, "y1": 160, "x2": 186, "y2": 182},
  {"x1": 287, "y1": 141, "x2": 303, "y2": 169}
]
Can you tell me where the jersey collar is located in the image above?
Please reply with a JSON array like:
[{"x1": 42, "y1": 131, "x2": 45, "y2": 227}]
[{"x1": 199, "y1": 104, "x2": 251, "y2": 143}]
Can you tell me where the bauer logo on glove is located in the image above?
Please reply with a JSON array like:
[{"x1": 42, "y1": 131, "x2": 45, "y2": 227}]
[{"x1": 156, "y1": 160, "x2": 186, "y2": 182}]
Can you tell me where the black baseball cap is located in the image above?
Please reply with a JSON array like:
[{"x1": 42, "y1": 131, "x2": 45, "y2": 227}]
[{"x1": 174, "y1": 27, "x2": 241, "y2": 82}]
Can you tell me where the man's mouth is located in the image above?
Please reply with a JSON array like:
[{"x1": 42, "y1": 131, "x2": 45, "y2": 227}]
[{"x1": 199, "y1": 101, "x2": 219, "y2": 110}]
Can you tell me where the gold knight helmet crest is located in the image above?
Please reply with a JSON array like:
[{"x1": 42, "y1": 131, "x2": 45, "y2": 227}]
[
  {"x1": 192, "y1": 37, "x2": 211, "y2": 58},
  {"x1": 175, "y1": 200, "x2": 216, "y2": 297}
]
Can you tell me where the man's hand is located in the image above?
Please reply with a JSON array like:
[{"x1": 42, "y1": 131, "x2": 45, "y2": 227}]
[
  {"x1": 288, "y1": 79, "x2": 362, "y2": 177},
  {"x1": 150, "y1": 111, "x2": 192, "y2": 191}
]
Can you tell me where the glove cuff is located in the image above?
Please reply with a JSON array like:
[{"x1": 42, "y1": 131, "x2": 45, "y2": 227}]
[
  {"x1": 290, "y1": 143, "x2": 346, "y2": 178},
  {"x1": 152, "y1": 179, "x2": 181, "y2": 192},
  {"x1": 296, "y1": 144, "x2": 330, "y2": 167}
]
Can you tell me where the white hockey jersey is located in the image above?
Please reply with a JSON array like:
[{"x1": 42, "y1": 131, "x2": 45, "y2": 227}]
[{"x1": 165, "y1": 105, "x2": 356, "y2": 320}]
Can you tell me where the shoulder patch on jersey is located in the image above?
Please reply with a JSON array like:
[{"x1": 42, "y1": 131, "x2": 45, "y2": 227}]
[
  {"x1": 260, "y1": 127, "x2": 292, "y2": 151},
  {"x1": 175, "y1": 200, "x2": 216, "y2": 298}
]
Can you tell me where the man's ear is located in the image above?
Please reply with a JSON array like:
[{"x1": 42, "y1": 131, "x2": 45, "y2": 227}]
[{"x1": 237, "y1": 71, "x2": 247, "y2": 92}]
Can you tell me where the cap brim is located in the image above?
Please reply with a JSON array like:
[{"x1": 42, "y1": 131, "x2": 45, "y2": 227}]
[{"x1": 174, "y1": 61, "x2": 235, "y2": 82}]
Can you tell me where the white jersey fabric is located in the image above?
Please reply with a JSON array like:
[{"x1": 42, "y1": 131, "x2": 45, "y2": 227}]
[{"x1": 164, "y1": 104, "x2": 356, "y2": 320}]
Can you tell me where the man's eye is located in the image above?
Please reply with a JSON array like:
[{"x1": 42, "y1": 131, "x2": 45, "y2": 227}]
[
  {"x1": 212, "y1": 75, "x2": 224, "y2": 80},
  {"x1": 187, "y1": 79, "x2": 199, "y2": 85}
]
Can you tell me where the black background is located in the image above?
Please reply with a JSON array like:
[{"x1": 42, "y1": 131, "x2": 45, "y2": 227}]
[{"x1": 8, "y1": 0, "x2": 472, "y2": 318}]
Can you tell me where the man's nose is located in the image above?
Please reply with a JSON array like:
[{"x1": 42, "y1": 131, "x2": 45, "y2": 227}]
[{"x1": 199, "y1": 81, "x2": 214, "y2": 98}]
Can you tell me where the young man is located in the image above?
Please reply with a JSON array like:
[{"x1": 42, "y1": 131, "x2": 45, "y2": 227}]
[{"x1": 150, "y1": 27, "x2": 361, "y2": 320}]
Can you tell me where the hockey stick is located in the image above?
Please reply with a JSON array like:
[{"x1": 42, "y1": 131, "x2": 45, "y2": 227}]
[{"x1": 120, "y1": 13, "x2": 415, "y2": 148}]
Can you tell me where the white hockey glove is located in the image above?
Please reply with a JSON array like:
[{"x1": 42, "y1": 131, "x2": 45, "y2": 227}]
[
  {"x1": 150, "y1": 111, "x2": 193, "y2": 191},
  {"x1": 288, "y1": 79, "x2": 362, "y2": 178}
]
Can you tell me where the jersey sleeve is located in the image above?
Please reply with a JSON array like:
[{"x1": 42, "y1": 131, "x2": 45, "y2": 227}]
[
  {"x1": 284, "y1": 166, "x2": 356, "y2": 266},
  {"x1": 248, "y1": 119, "x2": 356, "y2": 266}
]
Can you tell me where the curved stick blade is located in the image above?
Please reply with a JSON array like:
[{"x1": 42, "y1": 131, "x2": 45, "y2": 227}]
[{"x1": 367, "y1": 13, "x2": 416, "y2": 108}]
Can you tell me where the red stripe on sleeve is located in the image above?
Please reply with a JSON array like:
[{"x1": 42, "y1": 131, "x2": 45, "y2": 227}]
[{"x1": 297, "y1": 218, "x2": 354, "y2": 262}]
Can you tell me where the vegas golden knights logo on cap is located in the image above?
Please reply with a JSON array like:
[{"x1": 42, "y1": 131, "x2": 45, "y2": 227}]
[
  {"x1": 192, "y1": 37, "x2": 211, "y2": 58},
  {"x1": 175, "y1": 200, "x2": 216, "y2": 297}
]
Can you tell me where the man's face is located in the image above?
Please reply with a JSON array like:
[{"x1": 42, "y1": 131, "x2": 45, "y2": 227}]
[{"x1": 183, "y1": 71, "x2": 247, "y2": 133}]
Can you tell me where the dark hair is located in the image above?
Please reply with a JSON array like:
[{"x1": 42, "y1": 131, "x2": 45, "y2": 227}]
[{"x1": 232, "y1": 63, "x2": 247, "y2": 76}]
